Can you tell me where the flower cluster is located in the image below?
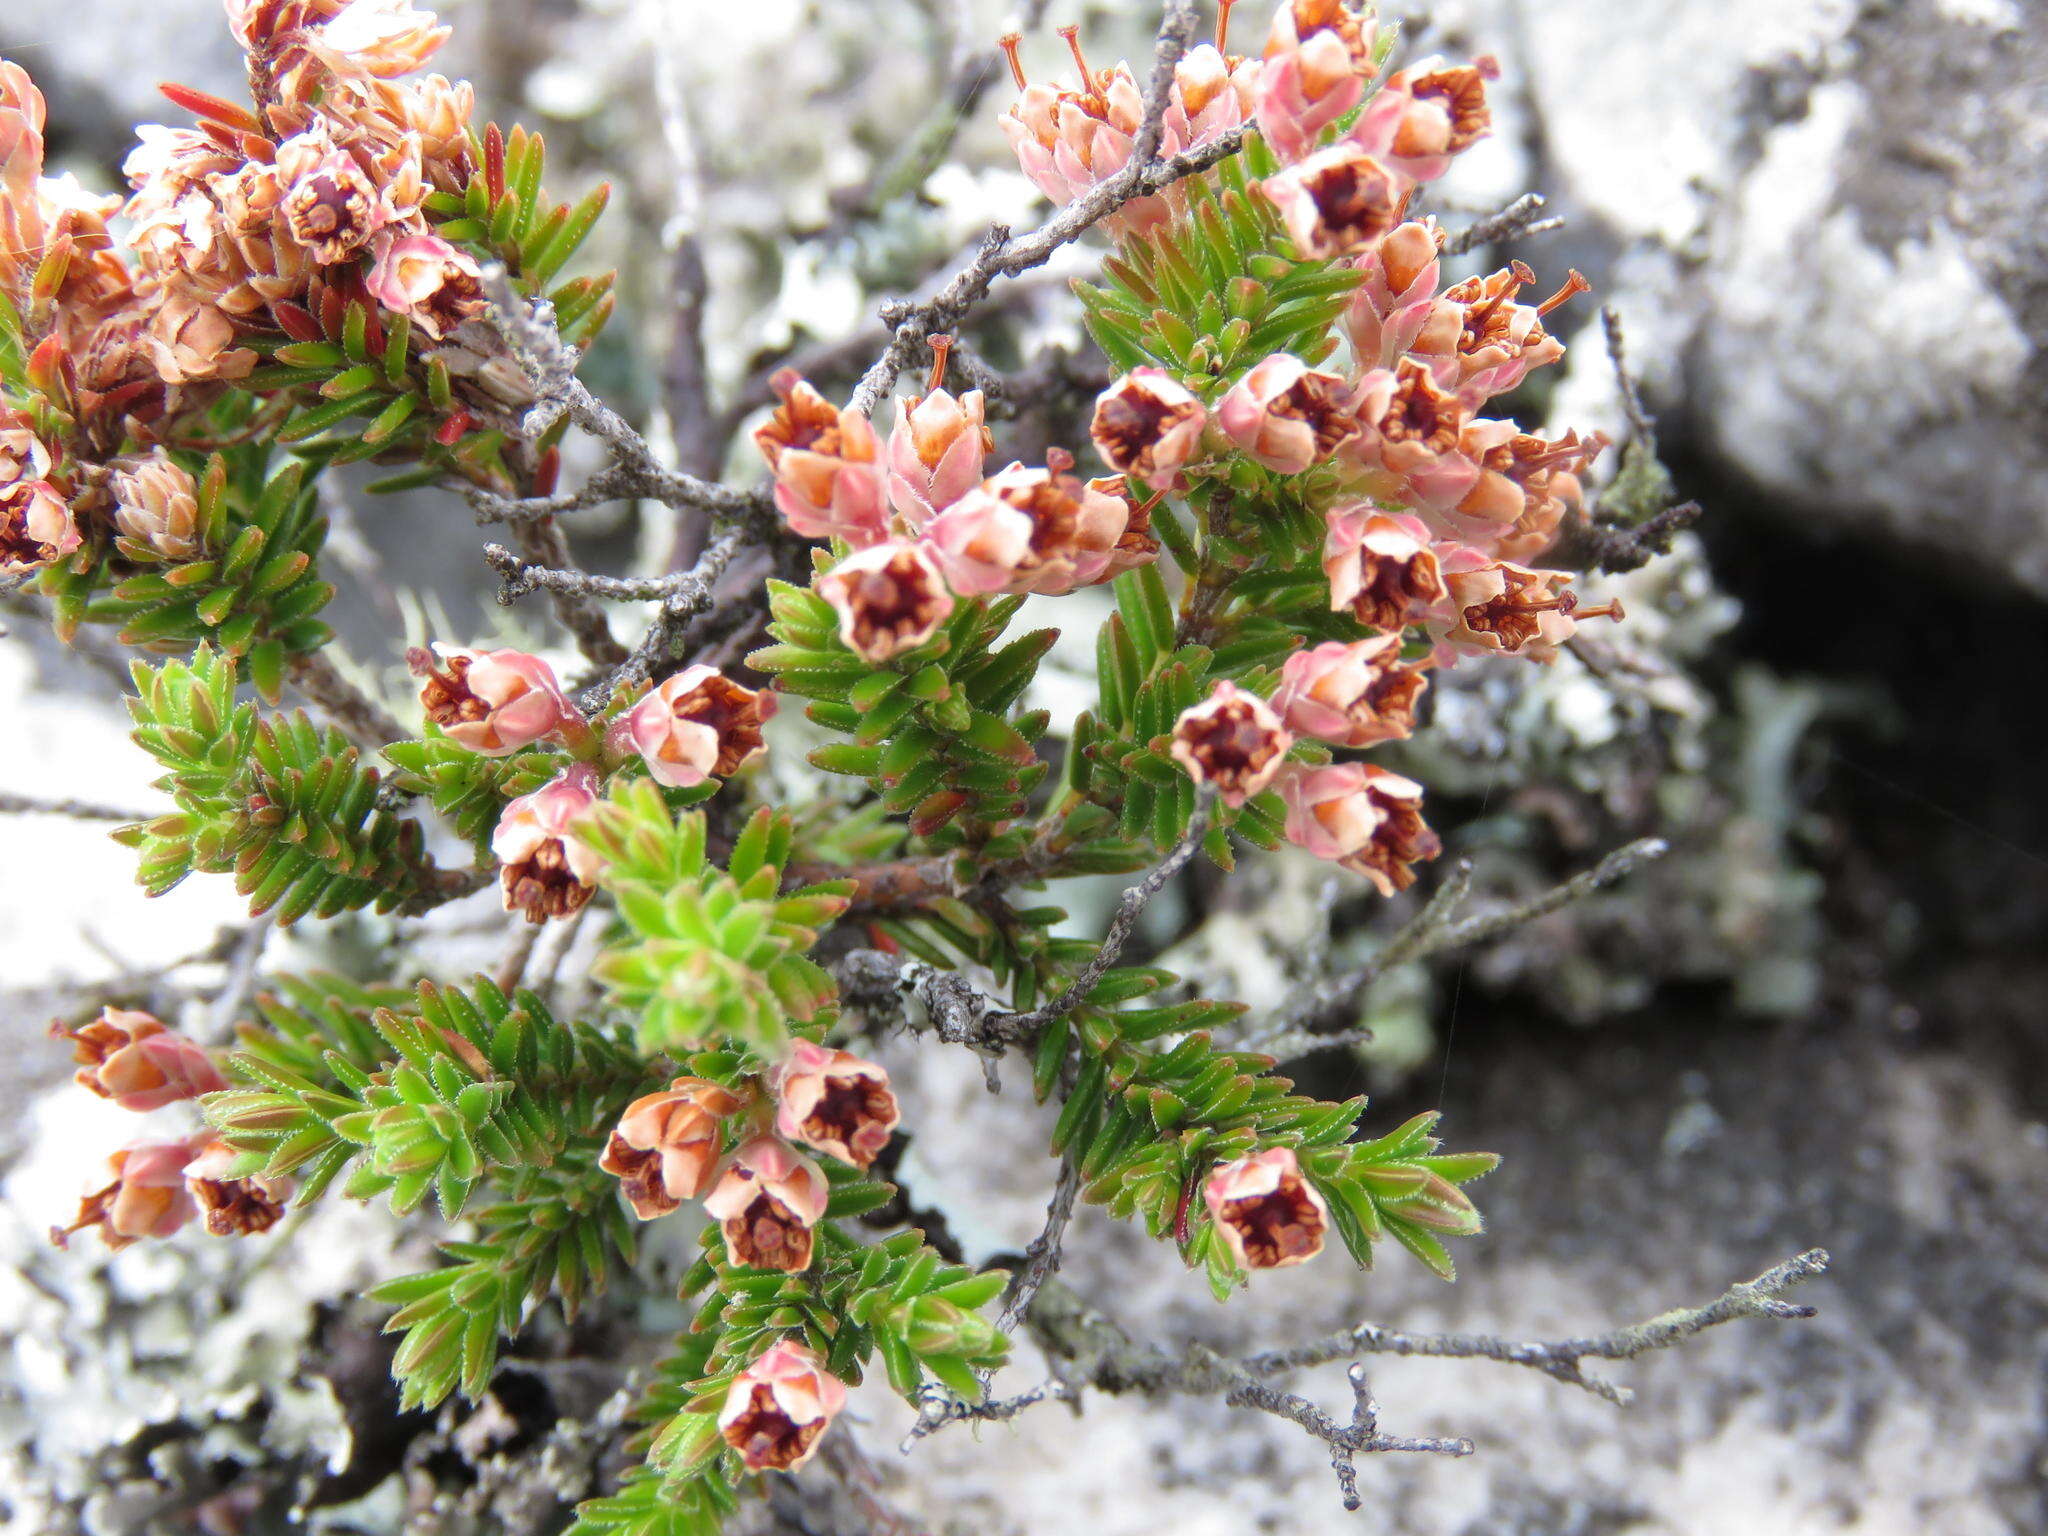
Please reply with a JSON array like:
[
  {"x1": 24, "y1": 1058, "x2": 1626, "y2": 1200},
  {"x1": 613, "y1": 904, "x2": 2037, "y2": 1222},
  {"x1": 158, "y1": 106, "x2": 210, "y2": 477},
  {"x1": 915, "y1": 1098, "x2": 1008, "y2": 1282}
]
[
  {"x1": 47, "y1": 1007, "x2": 289, "y2": 1249},
  {"x1": 600, "y1": 1043, "x2": 897, "y2": 1468}
]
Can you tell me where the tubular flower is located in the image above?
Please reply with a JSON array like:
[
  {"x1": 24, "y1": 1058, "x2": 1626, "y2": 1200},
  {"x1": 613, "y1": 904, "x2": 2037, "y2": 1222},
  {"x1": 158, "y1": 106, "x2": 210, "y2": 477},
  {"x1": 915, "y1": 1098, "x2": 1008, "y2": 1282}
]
[
  {"x1": 50, "y1": 1137, "x2": 204, "y2": 1251},
  {"x1": 773, "y1": 1040, "x2": 900, "y2": 1170},
  {"x1": 886, "y1": 385, "x2": 991, "y2": 528},
  {"x1": 1346, "y1": 358, "x2": 1476, "y2": 509},
  {"x1": 1204, "y1": 1147, "x2": 1329, "y2": 1270},
  {"x1": 1216, "y1": 352, "x2": 1360, "y2": 474},
  {"x1": 183, "y1": 1139, "x2": 295, "y2": 1238},
  {"x1": 1449, "y1": 425, "x2": 1605, "y2": 546},
  {"x1": 816, "y1": 540, "x2": 956, "y2": 662},
  {"x1": 702, "y1": 1136, "x2": 829, "y2": 1273},
  {"x1": 753, "y1": 369, "x2": 888, "y2": 547},
  {"x1": 52, "y1": 1007, "x2": 226, "y2": 1112},
  {"x1": 1261, "y1": 141, "x2": 1411, "y2": 261},
  {"x1": 1282, "y1": 761, "x2": 1441, "y2": 894},
  {"x1": 718, "y1": 1341, "x2": 848, "y2": 1472},
  {"x1": 1350, "y1": 54, "x2": 1500, "y2": 183},
  {"x1": 1419, "y1": 262, "x2": 1587, "y2": 400},
  {"x1": 1169, "y1": 681, "x2": 1294, "y2": 807},
  {"x1": 108, "y1": 449, "x2": 202, "y2": 560},
  {"x1": 491, "y1": 766, "x2": 603, "y2": 923},
  {"x1": 1322, "y1": 507, "x2": 1445, "y2": 632},
  {"x1": 1343, "y1": 217, "x2": 1450, "y2": 369},
  {"x1": 1273, "y1": 635, "x2": 1429, "y2": 748},
  {"x1": 1434, "y1": 551, "x2": 1617, "y2": 664},
  {"x1": 623, "y1": 665, "x2": 776, "y2": 788},
  {"x1": 924, "y1": 458, "x2": 1148, "y2": 597},
  {"x1": 0, "y1": 476, "x2": 79, "y2": 574},
  {"x1": 1255, "y1": 0, "x2": 1378, "y2": 163},
  {"x1": 599, "y1": 1077, "x2": 741, "y2": 1219},
  {"x1": 409, "y1": 643, "x2": 577, "y2": 755},
  {"x1": 1090, "y1": 367, "x2": 1207, "y2": 487},
  {"x1": 364, "y1": 232, "x2": 482, "y2": 339}
]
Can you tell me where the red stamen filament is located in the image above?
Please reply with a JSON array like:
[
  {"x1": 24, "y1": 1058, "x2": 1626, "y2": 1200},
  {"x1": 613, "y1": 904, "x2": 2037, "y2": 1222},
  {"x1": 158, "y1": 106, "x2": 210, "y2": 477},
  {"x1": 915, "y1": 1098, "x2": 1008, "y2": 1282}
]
[
  {"x1": 924, "y1": 334, "x2": 953, "y2": 395},
  {"x1": 1537, "y1": 268, "x2": 1591, "y2": 317},
  {"x1": 1572, "y1": 598, "x2": 1625, "y2": 623},
  {"x1": 998, "y1": 32, "x2": 1027, "y2": 91},
  {"x1": 1216, "y1": 0, "x2": 1238, "y2": 53},
  {"x1": 1058, "y1": 24, "x2": 1093, "y2": 89}
]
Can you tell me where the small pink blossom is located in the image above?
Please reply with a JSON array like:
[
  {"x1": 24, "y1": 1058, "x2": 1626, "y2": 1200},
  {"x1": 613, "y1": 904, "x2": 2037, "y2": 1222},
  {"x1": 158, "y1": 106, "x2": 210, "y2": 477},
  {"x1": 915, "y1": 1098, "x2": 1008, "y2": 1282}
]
[
  {"x1": 409, "y1": 643, "x2": 577, "y2": 756},
  {"x1": 1349, "y1": 54, "x2": 1500, "y2": 183},
  {"x1": 1169, "y1": 681, "x2": 1294, "y2": 807},
  {"x1": 1431, "y1": 550, "x2": 1618, "y2": 665},
  {"x1": 1321, "y1": 507, "x2": 1445, "y2": 633},
  {"x1": 1281, "y1": 761, "x2": 1441, "y2": 895},
  {"x1": 364, "y1": 232, "x2": 481, "y2": 339},
  {"x1": 492, "y1": 765, "x2": 603, "y2": 924},
  {"x1": 599, "y1": 1076, "x2": 741, "y2": 1219},
  {"x1": 303, "y1": 0, "x2": 452, "y2": 82},
  {"x1": 1204, "y1": 1147, "x2": 1329, "y2": 1270},
  {"x1": 1273, "y1": 635, "x2": 1430, "y2": 749},
  {"x1": 718, "y1": 1341, "x2": 848, "y2": 1472},
  {"x1": 0, "y1": 477, "x2": 79, "y2": 575},
  {"x1": 622, "y1": 665, "x2": 775, "y2": 788},
  {"x1": 1254, "y1": 0, "x2": 1377, "y2": 163},
  {"x1": 703, "y1": 1135, "x2": 830, "y2": 1273},
  {"x1": 1343, "y1": 218, "x2": 1452, "y2": 369},
  {"x1": 886, "y1": 386, "x2": 991, "y2": 528},
  {"x1": 50, "y1": 1136, "x2": 204, "y2": 1251},
  {"x1": 1417, "y1": 262, "x2": 1585, "y2": 401},
  {"x1": 1344, "y1": 360, "x2": 1478, "y2": 511},
  {"x1": 925, "y1": 459, "x2": 1148, "y2": 597},
  {"x1": 1216, "y1": 353, "x2": 1360, "y2": 474},
  {"x1": 754, "y1": 370, "x2": 889, "y2": 547},
  {"x1": 182, "y1": 1138, "x2": 295, "y2": 1237},
  {"x1": 816, "y1": 540, "x2": 956, "y2": 662},
  {"x1": 773, "y1": 1040, "x2": 900, "y2": 1169},
  {"x1": 51, "y1": 1007, "x2": 226, "y2": 1112},
  {"x1": 1262, "y1": 141, "x2": 1412, "y2": 261},
  {"x1": 1090, "y1": 368, "x2": 1207, "y2": 487}
]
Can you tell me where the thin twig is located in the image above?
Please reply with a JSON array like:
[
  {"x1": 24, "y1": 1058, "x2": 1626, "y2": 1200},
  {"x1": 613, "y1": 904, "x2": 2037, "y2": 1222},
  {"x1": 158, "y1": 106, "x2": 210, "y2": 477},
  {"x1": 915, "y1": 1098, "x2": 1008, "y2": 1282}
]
[
  {"x1": 506, "y1": 509, "x2": 628, "y2": 667},
  {"x1": 999, "y1": 1156, "x2": 1081, "y2": 1333},
  {"x1": 286, "y1": 649, "x2": 406, "y2": 749},
  {"x1": 0, "y1": 791, "x2": 153, "y2": 822},
  {"x1": 1442, "y1": 192, "x2": 1565, "y2": 256}
]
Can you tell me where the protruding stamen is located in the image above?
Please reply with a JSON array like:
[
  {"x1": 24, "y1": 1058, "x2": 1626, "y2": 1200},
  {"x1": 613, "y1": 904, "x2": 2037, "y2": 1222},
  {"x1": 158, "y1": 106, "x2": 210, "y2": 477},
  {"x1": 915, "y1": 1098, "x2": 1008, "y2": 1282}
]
[
  {"x1": 1572, "y1": 598, "x2": 1625, "y2": 623},
  {"x1": 924, "y1": 334, "x2": 953, "y2": 395},
  {"x1": 1537, "y1": 268, "x2": 1591, "y2": 317},
  {"x1": 1058, "y1": 23, "x2": 1093, "y2": 89},
  {"x1": 1216, "y1": 0, "x2": 1239, "y2": 54},
  {"x1": 998, "y1": 32, "x2": 1027, "y2": 91},
  {"x1": 1046, "y1": 444, "x2": 1076, "y2": 474}
]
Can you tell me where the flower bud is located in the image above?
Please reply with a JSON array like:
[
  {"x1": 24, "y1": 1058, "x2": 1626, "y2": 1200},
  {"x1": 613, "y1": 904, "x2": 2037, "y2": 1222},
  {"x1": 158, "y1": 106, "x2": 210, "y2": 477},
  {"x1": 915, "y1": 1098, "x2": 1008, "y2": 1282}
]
[
  {"x1": 1169, "y1": 681, "x2": 1293, "y2": 807},
  {"x1": 887, "y1": 387, "x2": 991, "y2": 527},
  {"x1": 1255, "y1": 0, "x2": 1378, "y2": 163},
  {"x1": 492, "y1": 765, "x2": 603, "y2": 923},
  {"x1": 1273, "y1": 635, "x2": 1429, "y2": 749},
  {"x1": 108, "y1": 449, "x2": 202, "y2": 560},
  {"x1": 365, "y1": 232, "x2": 482, "y2": 339},
  {"x1": 50, "y1": 1137, "x2": 204, "y2": 1251},
  {"x1": 409, "y1": 643, "x2": 577, "y2": 755},
  {"x1": 1203, "y1": 1147, "x2": 1328, "y2": 1270},
  {"x1": 1321, "y1": 507, "x2": 1445, "y2": 633},
  {"x1": 0, "y1": 476, "x2": 79, "y2": 574},
  {"x1": 703, "y1": 1135, "x2": 830, "y2": 1273},
  {"x1": 1090, "y1": 368, "x2": 1207, "y2": 486},
  {"x1": 623, "y1": 664, "x2": 776, "y2": 788},
  {"x1": 718, "y1": 1340, "x2": 847, "y2": 1472},
  {"x1": 1350, "y1": 54, "x2": 1500, "y2": 183},
  {"x1": 600, "y1": 1076, "x2": 741, "y2": 1219},
  {"x1": 1281, "y1": 761, "x2": 1441, "y2": 895},
  {"x1": 146, "y1": 293, "x2": 255, "y2": 384},
  {"x1": 773, "y1": 1040, "x2": 900, "y2": 1169},
  {"x1": 816, "y1": 540, "x2": 956, "y2": 662},
  {"x1": 183, "y1": 1138, "x2": 294, "y2": 1238},
  {"x1": 753, "y1": 370, "x2": 888, "y2": 547},
  {"x1": 1261, "y1": 142, "x2": 1411, "y2": 261},
  {"x1": 52, "y1": 1007, "x2": 226, "y2": 1112},
  {"x1": 1216, "y1": 352, "x2": 1360, "y2": 474}
]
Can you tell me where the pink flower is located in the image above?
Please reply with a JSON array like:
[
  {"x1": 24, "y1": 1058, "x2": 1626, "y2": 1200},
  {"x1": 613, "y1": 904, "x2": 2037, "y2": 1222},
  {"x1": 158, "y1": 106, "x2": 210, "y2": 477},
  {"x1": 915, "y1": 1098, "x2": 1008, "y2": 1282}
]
[
  {"x1": 1444, "y1": 424, "x2": 1605, "y2": 551},
  {"x1": 1321, "y1": 507, "x2": 1445, "y2": 633},
  {"x1": 1345, "y1": 359, "x2": 1478, "y2": 511},
  {"x1": 50, "y1": 1136, "x2": 204, "y2": 1251},
  {"x1": 1255, "y1": 0, "x2": 1378, "y2": 163},
  {"x1": 0, "y1": 477, "x2": 79, "y2": 575},
  {"x1": 887, "y1": 386, "x2": 991, "y2": 528},
  {"x1": 303, "y1": 0, "x2": 452, "y2": 82},
  {"x1": 816, "y1": 540, "x2": 956, "y2": 662},
  {"x1": 1216, "y1": 352, "x2": 1360, "y2": 474},
  {"x1": 599, "y1": 1076, "x2": 741, "y2": 1219},
  {"x1": 773, "y1": 1040, "x2": 900, "y2": 1169},
  {"x1": 753, "y1": 370, "x2": 889, "y2": 547},
  {"x1": 1090, "y1": 368, "x2": 1207, "y2": 487},
  {"x1": 1169, "y1": 681, "x2": 1294, "y2": 807},
  {"x1": 1431, "y1": 551, "x2": 1619, "y2": 665},
  {"x1": 1167, "y1": 43, "x2": 1260, "y2": 149},
  {"x1": 51, "y1": 1007, "x2": 226, "y2": 1112},
  {"x1": 1273, "y1": 635, "x2": 1430, "y2": 749},
  {"x1": 492, "y1": 766, "x2": 603, "y2": 924},
  {"x1": 1349, "y1": 54, "x2": 1500, "y2": 183},
  {"x1": 623, "y1": 665, "x2": 775, "y2": 788},
  {"x1": 718, "y1": 1341, "x2": 848, "y2": 1472},
  {"x1": 703, "y1": 1135, "x2": 830, "y2": 1273},
  {"x1": 1417, "y1": 262, "x2": 1586, "y2": 401},
  {"x1": 0, "y1": 407, "x2": 52, "y2": 486},
  {"x1": 1343, "y1": 218, "x2": 1452, "y2": 369},
  {"x1": 1281, "y1": 761, "x2": 1441, "y2": 895},
  {"x1": 925, "y1": 459, "x2": 1148, "y2": 597},
  {"x1": 1203, "y1": 1147, "x2": 1329, "y2": 1270},
  {"x1": 364, "y1": 232, "x2": 481, "y2": 339},
  {"x1": 409, "y1": 643, "x2": 578, "y2": 756},
  {"x1": 183, "y1": 1138, "x2": 295, "y2": 1237},
  {"x1": 1261, "y1": 141, "x2": 1412, "y2": 261}
]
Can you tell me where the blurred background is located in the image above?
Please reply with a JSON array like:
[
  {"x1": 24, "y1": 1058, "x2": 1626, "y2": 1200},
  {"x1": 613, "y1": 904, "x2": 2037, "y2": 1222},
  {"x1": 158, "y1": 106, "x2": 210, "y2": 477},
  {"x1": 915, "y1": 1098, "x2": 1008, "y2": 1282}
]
[{"x1": 3, "y1": 0, "x2": 2046, "y2": 1531}]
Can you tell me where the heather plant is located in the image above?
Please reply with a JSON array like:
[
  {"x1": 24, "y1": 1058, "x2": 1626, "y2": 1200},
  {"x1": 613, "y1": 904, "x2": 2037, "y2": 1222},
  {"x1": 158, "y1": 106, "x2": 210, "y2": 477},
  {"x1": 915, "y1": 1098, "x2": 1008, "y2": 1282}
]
[{"x1": 9, "y1": 1, "x2": 1823, "y2": 1527}]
